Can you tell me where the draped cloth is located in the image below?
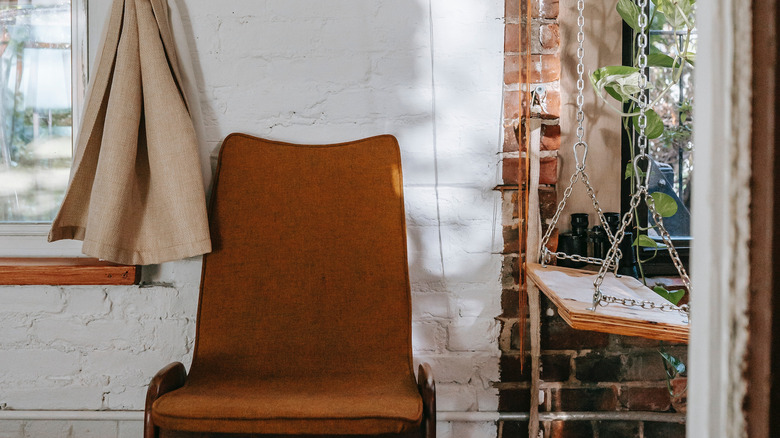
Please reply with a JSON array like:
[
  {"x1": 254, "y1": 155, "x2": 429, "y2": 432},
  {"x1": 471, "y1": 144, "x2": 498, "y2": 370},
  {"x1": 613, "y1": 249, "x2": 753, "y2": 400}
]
[{"x1": 49, "y1": 0, "x2": 211, "y2": 265}]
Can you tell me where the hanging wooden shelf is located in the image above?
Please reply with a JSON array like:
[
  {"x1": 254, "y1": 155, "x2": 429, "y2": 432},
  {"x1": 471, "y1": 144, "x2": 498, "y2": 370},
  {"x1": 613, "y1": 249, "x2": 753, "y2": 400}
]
[{"x1": 526, "y1": 263, "x2": 689, "y2": 343}]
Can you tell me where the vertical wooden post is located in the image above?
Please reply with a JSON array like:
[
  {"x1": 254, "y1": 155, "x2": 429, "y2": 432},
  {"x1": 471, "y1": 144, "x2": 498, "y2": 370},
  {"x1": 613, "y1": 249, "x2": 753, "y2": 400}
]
[
  {"x1": 748, "y1": 0, "x2": 777, "y2": 436},
  {"x1": 528, "y1": 283, "x2": 541, "y2": 437}
]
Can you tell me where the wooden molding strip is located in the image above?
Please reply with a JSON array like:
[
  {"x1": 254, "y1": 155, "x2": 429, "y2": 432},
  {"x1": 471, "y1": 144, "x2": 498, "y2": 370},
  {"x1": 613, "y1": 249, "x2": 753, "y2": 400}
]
[{"x1": 0, "y1": 258, "x2": 139, "y2": 286}]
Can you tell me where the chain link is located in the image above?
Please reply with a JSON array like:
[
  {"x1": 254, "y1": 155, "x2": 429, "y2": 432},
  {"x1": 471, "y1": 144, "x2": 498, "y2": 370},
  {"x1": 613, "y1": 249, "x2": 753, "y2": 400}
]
[
  {"x1": 535, "y1": 0, "x2": 690, "y2": 320},
  {"x1": 593, "y1": 188, "x2": 691, "y2": 318},
  {"x1": 538, "y1": 172, "x2": 580, "y2": 265},
  {"x1": 540, "y1": 0, "x2": 585, "y2": 262},
  {"x1": 542, "y1": 249, "x2": 617, "y2": 270},
  {"x1": 646, "y1": 194, "x2": 692, "y2": 290},
  {"x1": 575, "y1": 0, "x2": 586, "y2": 143},
  {"x1": 594, "y1": 189, "x2": 642, "y2": 291},
  {"x1": 580, "y1": 170, "x2": 618, "y2": 248},
  {"x1": 536, "y1": 0, "x2": 622, "y2": 271},
  {"x1": 534, "y1": 0, "x2": 690, "y2": 319},
  {"x1": 600, "y1": 294, "x2": 690, "y2": 316},
  {"x1": 589, "y1": 1, "x2": 690, "y2": 318}
]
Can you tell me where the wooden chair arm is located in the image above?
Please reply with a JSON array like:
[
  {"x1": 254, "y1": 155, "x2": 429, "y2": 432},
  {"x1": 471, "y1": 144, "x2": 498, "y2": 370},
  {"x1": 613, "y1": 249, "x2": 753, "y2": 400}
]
[
  {"x1": 417, "y1": 363, "x2": 436, "y2": 438},
  {"x1": 144, "y1": 362, "x2": 187, "y2": 438}
]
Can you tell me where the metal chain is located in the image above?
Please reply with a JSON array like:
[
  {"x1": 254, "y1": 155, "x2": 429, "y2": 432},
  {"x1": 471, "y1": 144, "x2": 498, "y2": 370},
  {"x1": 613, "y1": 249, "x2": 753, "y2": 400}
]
[
  {"x1": 547, "y1": 251, "x2": 617, "y2": 270},
  {"x1": 593, "y1": 0, "x2": 651, "y2": 299},
  {"x1": 590, "y1": 0, "x2": 690, "y2": 318},
  {"x1": 536, "y1": 0, "x2": 620, "y2": 269},
  {"x1": 533, "y1": 0, "x2": 689, "y2": 319},
  {"x1": 537, "y1": 167, "x2": 621, "y2": 269},
  {"x1": 636, "y1": 0, "x2": 649, "y2": 159},
  {"x1": 599, "y1": 294, "x2": 690, "y2": 316},
  {"x1": 538, "y1": 172, "x2": 580, "y2": 265},
  {"x1": 575, "y1": 0, "x2": 586, "y2": 144},
  {"x1": 646, "y1": 195, "x2": 692, "y2": 290},
  {"x1": 592, "y1": 188, "x2": 691, "y2": 317},
  {"x1": 580, "y1": 170, "x2": 619, "y2": 252},
  {"x1": 594, "y1": 189, "x2": 642, "y2": 293}
]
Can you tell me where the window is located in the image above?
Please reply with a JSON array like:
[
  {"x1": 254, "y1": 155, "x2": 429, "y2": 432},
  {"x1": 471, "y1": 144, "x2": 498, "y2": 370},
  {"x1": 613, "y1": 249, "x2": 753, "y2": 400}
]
[
  {"x1": 645, "y1": 15, "x2": 695, "y2": 239},
  {"x1": 620, "y1": 5, "x2": 696, "y2": 275},
  {"x1": 0, "y1": 0, "x2": 87, "y2": 257}
]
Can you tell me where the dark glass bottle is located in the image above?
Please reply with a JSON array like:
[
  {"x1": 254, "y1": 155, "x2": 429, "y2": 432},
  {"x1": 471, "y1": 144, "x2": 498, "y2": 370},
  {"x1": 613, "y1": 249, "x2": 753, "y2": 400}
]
[
  {"x1": 558, "y1": 213, "x2": 588, "y2": 268},
  {"x1": 600, "y1": 212, "x2": 638, "y2": 277},
  {"x1": 618, "y1": 231, "x2": 639, "y2": 277},
  {"x1": 604, "y1": 212, "x2": 621, "y2": 236},
  {"x1": 590, "y1": 225, "x2": 608, "y2": 260}
]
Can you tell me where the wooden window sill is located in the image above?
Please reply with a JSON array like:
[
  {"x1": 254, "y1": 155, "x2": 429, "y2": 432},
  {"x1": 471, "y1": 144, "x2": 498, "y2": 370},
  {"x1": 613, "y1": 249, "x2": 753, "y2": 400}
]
[{"x1": 0, "y1": 258, "x2": 139, "y2": 286}]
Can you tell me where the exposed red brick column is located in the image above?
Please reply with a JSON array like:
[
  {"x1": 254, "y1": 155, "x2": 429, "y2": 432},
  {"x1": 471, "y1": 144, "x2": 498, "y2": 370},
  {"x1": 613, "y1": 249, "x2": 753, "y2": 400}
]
[{"x1": 497, "y1": 0, "x2": 560, "y2": 434}]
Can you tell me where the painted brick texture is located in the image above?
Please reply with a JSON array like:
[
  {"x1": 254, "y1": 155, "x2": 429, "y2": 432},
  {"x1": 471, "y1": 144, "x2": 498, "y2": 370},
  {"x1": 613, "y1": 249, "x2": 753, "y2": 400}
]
[
  {"x1": 0, "y1": 0, "x2": 506, "y2": 436},
  {"x1": 0, "y1": 280, "x2": 200, "y2": 411}
]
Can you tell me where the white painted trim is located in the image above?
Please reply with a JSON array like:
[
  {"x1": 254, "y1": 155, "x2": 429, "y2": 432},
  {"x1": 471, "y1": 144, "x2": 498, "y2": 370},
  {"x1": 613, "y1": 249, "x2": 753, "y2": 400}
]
[
  {"x1": 688, "y1": 0, "x2": 752, "y2": 436},
  {"x1": 0, "y1": 411, "x2": 143, "y2": 421},
  {"x1": 438, "y1": 411, "x2": 501, "y2": 422},
  {"x1": 0, "y1": 224, "x2": 85, "y2": 257},
  {"x1": 0, "y1": 234, "x2": 85, "y2": 257},
  {"x1": 72, "y1": 0, "x2": 89, "y2": 140}
]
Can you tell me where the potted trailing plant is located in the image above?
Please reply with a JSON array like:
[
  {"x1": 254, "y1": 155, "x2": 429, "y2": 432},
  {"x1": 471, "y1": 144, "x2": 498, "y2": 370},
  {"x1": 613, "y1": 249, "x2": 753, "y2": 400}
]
[{"x1": 661, "y1": 347, "x2": 688, "y2": 412}]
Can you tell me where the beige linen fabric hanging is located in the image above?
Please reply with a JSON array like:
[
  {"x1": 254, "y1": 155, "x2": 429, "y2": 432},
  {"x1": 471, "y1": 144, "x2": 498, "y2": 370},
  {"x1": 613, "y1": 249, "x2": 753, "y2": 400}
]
[{"x1": 49, "y1": 0, "x2": 211, "y2": 265}]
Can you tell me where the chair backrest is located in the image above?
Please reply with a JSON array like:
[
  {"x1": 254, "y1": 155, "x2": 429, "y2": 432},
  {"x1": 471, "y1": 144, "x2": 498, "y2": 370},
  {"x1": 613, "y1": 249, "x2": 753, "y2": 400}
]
[{"x1": 189, "y1": 134, "x2": 414, "y2": 381}]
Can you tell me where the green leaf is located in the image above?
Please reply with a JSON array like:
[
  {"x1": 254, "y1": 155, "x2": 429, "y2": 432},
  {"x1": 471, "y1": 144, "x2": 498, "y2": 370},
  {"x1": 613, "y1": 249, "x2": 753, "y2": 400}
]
[
  {"x1": 604, "y1": 86, "x2": 624, "y2": 102},
  {"x1": 593, "y1": 65, "x2": 640, "y2": 79},
  {"x1": 616, "y1": 0, "x2": 641, "y2": 30},
  {"x1": 625, "y1": 162, "x2": 647, "y2": 180},
  {"x1": 633, "y1": 235, "x2": 658, "y2": 248},
  {"x1": 632, "y1": 109, "x2": 664, "y2": 139},
  {"x1": 683, "y1": 51, "x2": 696, "y2": 66},
  {"x1": 591, "y1": 66, "x2": 642, "y2": 103},
  {"x1": 653, "y1": 285, "x2": 686, "y2": 306},
  {"x1": 647, "y1": 53, "x2": 676, "y2": 68},
  {"x1": 659, "y1": 351, "x2": 687, "y2": 374},
  {"x1": 655, "y1": 0, "x2": 695, "y2": 29},
  {"x1": 650, "y1": 191, "x2": 678, "y2": 217}
]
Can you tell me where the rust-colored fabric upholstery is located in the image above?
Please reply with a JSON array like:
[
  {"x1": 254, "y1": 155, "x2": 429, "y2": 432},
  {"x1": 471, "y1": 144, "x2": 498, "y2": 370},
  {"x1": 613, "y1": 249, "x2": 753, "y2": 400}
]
[{"x1": 150, "y1": 134, "x2": 422, "y2": 435}]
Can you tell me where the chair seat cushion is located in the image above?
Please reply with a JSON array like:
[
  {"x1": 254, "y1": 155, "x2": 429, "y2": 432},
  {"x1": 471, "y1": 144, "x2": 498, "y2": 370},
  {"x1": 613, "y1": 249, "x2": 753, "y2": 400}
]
[{"x1": 151, "y1": 375, "x2": 423, "y2": 435}]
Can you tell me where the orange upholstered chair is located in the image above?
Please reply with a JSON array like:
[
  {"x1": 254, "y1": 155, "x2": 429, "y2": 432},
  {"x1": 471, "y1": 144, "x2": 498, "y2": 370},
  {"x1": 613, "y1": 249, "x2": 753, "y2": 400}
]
[{"x1": 143, "y1": 134, "x2": 436, "y2": 438}]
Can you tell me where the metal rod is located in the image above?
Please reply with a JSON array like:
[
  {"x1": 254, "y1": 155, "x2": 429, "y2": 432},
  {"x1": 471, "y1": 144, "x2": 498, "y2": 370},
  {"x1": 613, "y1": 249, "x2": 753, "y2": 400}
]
[
  {"x1": 1, "y1": 409, "x2": 687, "y2": 424},
  {"x1": 439, "y1": 411, "x2": 685, "y2": 423},
  {"x1": 538, "y1": 411, "x2": 685, "y2": 423}
]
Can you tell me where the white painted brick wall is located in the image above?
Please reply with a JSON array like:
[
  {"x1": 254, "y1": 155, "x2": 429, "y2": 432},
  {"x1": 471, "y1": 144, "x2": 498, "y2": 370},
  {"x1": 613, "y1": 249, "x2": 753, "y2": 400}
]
[{"x1": 0, "y1": 0, "x2": 504, "y2": 435}]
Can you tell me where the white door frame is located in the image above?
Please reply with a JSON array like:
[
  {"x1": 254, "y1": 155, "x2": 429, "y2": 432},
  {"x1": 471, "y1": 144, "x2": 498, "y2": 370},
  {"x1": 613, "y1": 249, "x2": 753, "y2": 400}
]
[{"x1": 688, "y1": 0, "x2": 752, "y2": 436}]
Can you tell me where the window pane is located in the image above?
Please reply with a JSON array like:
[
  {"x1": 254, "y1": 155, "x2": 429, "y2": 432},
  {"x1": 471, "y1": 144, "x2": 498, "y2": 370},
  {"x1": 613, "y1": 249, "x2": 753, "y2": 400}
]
[
  {"x1": 647, "y1": 16, "x2": 695, "y2": 238},
  {"x1": 0, "y1": 0, "x2": 71, "y2": 223}
]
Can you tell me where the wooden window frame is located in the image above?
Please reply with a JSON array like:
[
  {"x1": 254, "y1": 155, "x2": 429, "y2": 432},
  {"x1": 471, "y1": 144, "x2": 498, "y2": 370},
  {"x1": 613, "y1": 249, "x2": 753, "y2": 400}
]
[{"x1": 0, "y1": 258, "x2": 139, "y2": 286}]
